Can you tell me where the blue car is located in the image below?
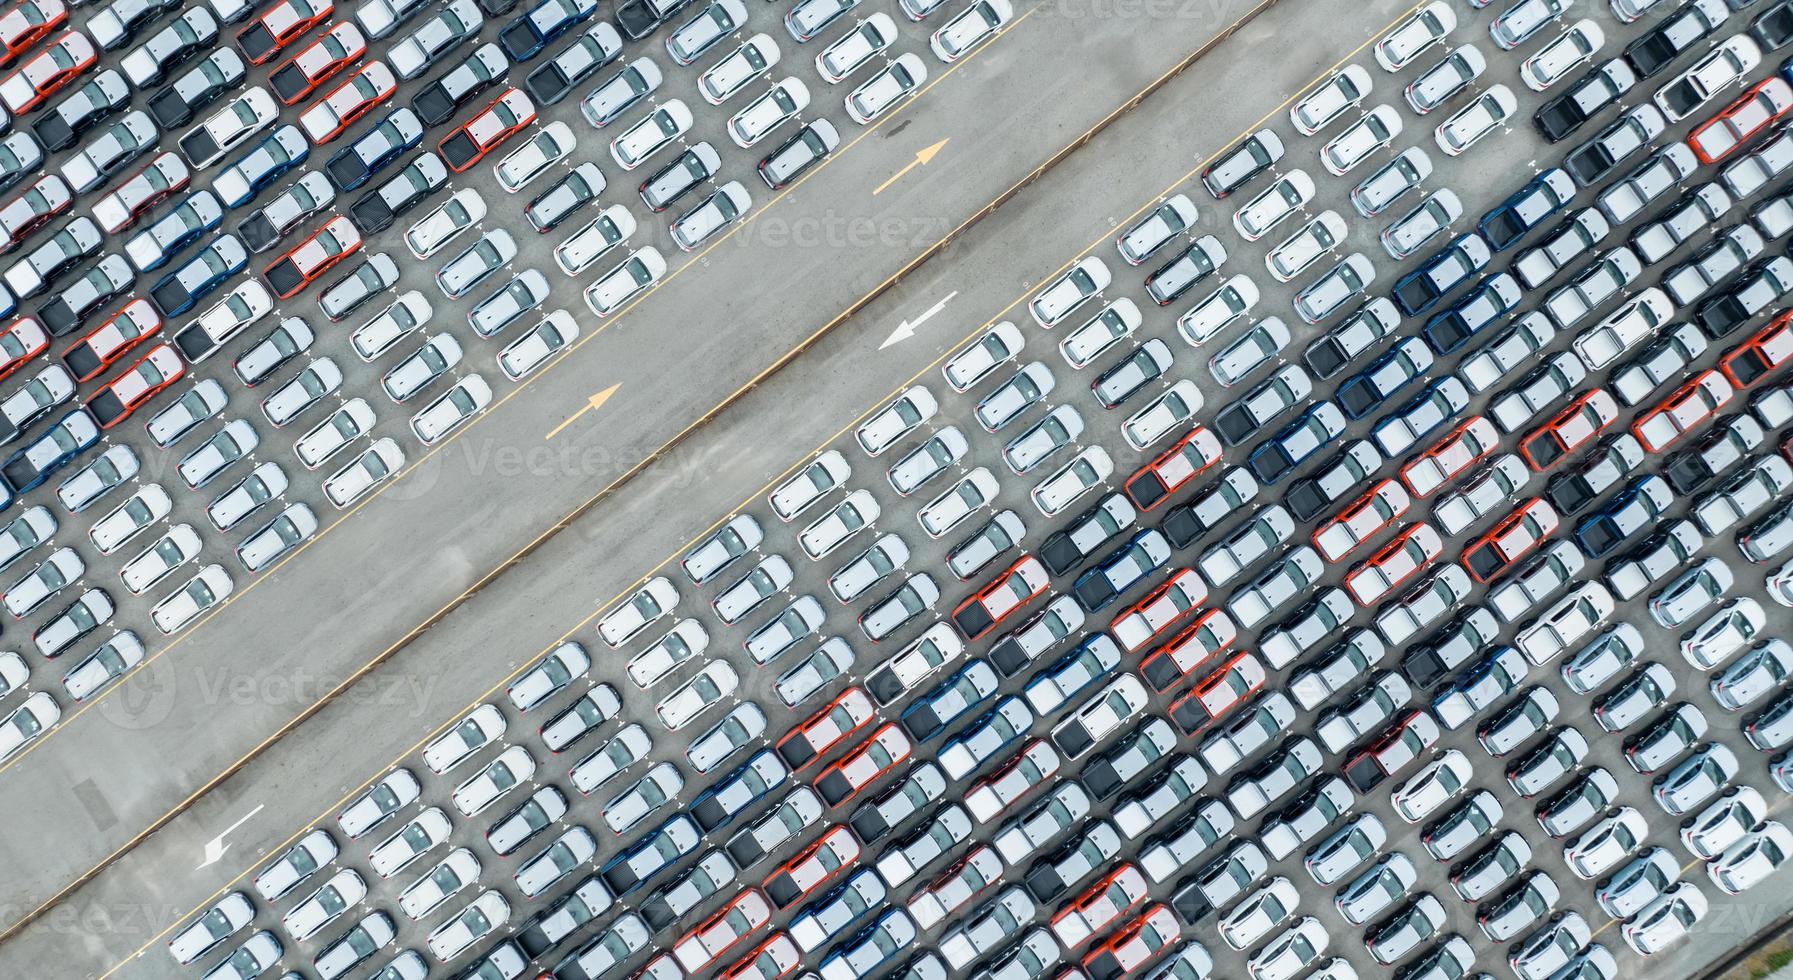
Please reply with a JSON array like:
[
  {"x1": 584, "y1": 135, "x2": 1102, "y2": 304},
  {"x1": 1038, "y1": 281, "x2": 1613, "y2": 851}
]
[
  {"x1": 1574, "y1": 474, "x2": 1673, "y2": 559},
  {"x1": 2, "y1": 409, "x2": 100, "y2": 494},
  {"x1": 149, "y1": 233, "x2": 248, "y2": 316},
  {"x1": 1476, "y1": 168, "x2": 1575, "y2": 250},
  {"x1": 1071, "y1": 528, "x2": 1171, "y2": 612},
  {"x1": 1371, "y1": 377, "x2": 1469, "y2": 458},
  {"x1": 901, "y1": 660, "x2": 998, "y2": 742},
  {"x1": 1422, "y1": 272, "x2": 1522, "y2": 355},
  {"x1": 325, "y1": 108, "x2": 423, "y2": 191},
  {"x1": 501, "y1": 0, "x2": 600, "y2": 60},
  {"x1": 214, "y1": 126, "x2": 309, "y2": 209},
  {"x1": 124, "y1": 190, "x2": 224, "y2": 272},
  {"x1": 599, "y1": 814, "x2": 699, "y2": 897},
  {"x1": 689, "y1": 750, "x2": 788, "y2": 832},
  {"x1": 1023, "y1": 634, "x2": 1122, "y2": 716},
  {"x1": 1392, "y1": 233, "x2": 1492, "y2": 317},
  {"x1": 1336, "y1": 337, "x2": 1435, "y2": 419},
  {"x1": 1247, "y1": 401, "x2": 1346, "y2": 485},
  {"x1": 819, "y1": 910, "x2": 918, "y2": 980}
]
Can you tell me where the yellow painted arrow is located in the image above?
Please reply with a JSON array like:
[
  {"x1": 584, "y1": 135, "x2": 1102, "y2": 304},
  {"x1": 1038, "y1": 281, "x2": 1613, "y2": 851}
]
[
  {"x1": 545, "y1": 383, "x2": 621, "y2": 440},
  {"x1": 873, "y1": 138, "x2": 950, "y2": 196}
]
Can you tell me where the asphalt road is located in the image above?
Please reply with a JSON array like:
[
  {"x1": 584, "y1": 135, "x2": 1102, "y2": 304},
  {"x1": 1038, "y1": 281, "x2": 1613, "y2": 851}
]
[{"x1": 15, "y1": 0, "x2": 1793, "y2": 979}]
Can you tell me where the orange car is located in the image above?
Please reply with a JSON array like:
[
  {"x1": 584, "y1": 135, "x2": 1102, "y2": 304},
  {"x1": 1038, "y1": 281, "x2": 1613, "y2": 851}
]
[
  {"x1": 63, "y1": 299, "x2": 159, "y2": 381},
  {"x1": 674, "y1": 888, "x2": 771, "y2": 972},
  {"x1": 1313, "y1": 478, "x2": 1411, "y2": 562},
  {"x1": 0, "y1": 0, "x2": 66, "y2": 66},
  {"x1": 238, "y1": 0, "x2": 334, "y2": 64},
  {"x1": 1083, "y1": 904, "x2": 1179, "y2": 980},
  {"x1": 1632, "y1": 369, "x2": 1733, "y2": 452},
  {"x1": 775, "y1": 686, "x2": 873, "y2": 769},
  {"x1": 264, "y1": 214, "x2": 360, "y2": 298},
  {"x1": 440, "y1": 87, "x2": 536, "y2": 173},
  {"x1": 269, "y1": 20, "x2": 364, "y2": 104},
  {"x1": 951, "y1": 555, "x2": 1048, "y2": 640},
  {"x1": 86, "y1": 342, "x2": 182, "y2": 428},
  {"x1": 1139, "y1": 608, "x2": 1236, "y2": 693},
  {"x1": 1051, "y1": 864, "x2": 1148, "y2": 947},
  {"x1": 1168, "y1": 651, "x2": 1262, "y2": 733},
  {"x1": 1344, "y1": 522, "x2": 1442, "y2": 605},
  {"x1": 0, "y1": 315, "x2": 48, "y2": 383},
  {"x1": 0, "y1": 29, "x2": 91, "y2": 113},
  {"x1": 763, "y1": 825, "x2": 860, "y2": 907},
  {"x1": 1720, "y1": 311, "x2": 1793, "y2": 389},
  {"x1": 1688, "y1": 76, "x2": 1793, "y2": 165},
  {"x1": 1123, "y1": 424, "x2": 1221, "y2": 510},
  {"x1": 814, "y1": 723, "x2": 910, "y2": 807},
  {"x1": 720, "y1": 933, "x2": 800, "y2": 980},
  {"x1": 1462, "y1": 498, "x2": 1558, "y2": 583},
  {"x1": 298, "y1": 60, "x2": 395, "y2": 143},
  {"x1": 1109, "y1": 568, "x2": 1206, "y2": 653},
  {"x1": 1400, "y1": 415, "x2": 1498, "y2": 497},
  {"x1": 1520, "y1": 387, "x2": 1617, "y2": 470}
]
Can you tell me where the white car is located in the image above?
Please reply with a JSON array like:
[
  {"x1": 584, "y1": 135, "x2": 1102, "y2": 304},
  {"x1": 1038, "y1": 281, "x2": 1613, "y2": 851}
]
[
  {"x1": 610, "y1": 100, "x2": 694, "y2": 170},
  {"x1": 1622, "y1": 884, "x2": 1705, "y2": 955},
  {"x1": 1321, "y1": 105, "x2": 1401, "y2": 176},
  {"x1": 656, "y1": 661, "x2": 737, "y2": 730},
  {"x1": 351, "y1": 292, "x2": 432, "y2": 362},
  {"x1": 499, "y1": 311, "x2": 579, "y2": 380},
  {"x1": 1376, "y1": 1, "x2": 1455, "y2": 72},
  {"x1": 1030, "y1": 256, "x2": 1111, "y2": 328},
  {"x1": 728, "y1": 77, "x2": 807, "y2": 148},
  {"x1": 324, "y1": 438, "x2": 405, "y2": 507},
  {"x1": 0, "y1": 691, "x2": 57, "y2": 761},
  {"x1": 55, "y1": 445, "x2": 137, "y2": 513},
  {"x1": 1031, "y1": 447, "x2": 1110, "y2": 516},
  {"x1": 381, "y1": 334, "x2": 463, "y2": 403},
  {"x1": 398, "y1": 849, "x2": 481, "y2": 919},
  {"x1": 1435, "y1": 84, "x2": 1517, "y2": 156},
  {"x1": 1656, "y1": 33, "x2": 1761, "y2": 123},
  {"x1": 405, "y1": 188, "x2": 485, "y2": 259},
  {"x1": 495, "y1": 121, "x2": 575, "y2": 192},
  {"x1": 856, "y1": 385, "x2": 937, "y2": 455},
  {"x1": 1269, "y1": 211, "x2": 1347, "y2": 280},
  {"x1": 1292, "y1": 64, "x2": 1372, "y2": 135},
  {"x1": 368, "y1": 807, "x2": 452, "y2": 877},
  {"x1": 770, "y1": 451, "x2": 850, "y2": 521},
  {"x1": 410, "y1": 376, "x2": 490, "y2": 445},
  {"x1": 554, "y1": 205, "x2": 635, "y2": 275},
  {"x1": 283, "y1": 868, "x2": 367, "y2": 942},
  {"x1": 426, "y1": 891, "x2": 510, "y2": 962},
  {"x1": 295, "y1": 399, "x2": 375, "y2": 470},
  {"x1": 508, "y1": 642, "x2": 590, "y2": 712},
  {"x1": 1235, "y1": 171, "x2": 1315, "y2": 240},
  {"x1": 671, "y1": 182, "x2": 751, "y2": 251},
  {"x1": 1709, "y1": 822, "x2": 1793, "y2": 894},
  {"x1": 1122, "y1": 380, "x2": 1200, "y2": 450},
  {"x1": 702, "y1": 34, "x2": 781, "y2": 103},
  {"x1": 929, "y1": 0, "x2": 1010, "y2": 62},
  {"x1": 180, "y1": 88, "x2": 276, "y2": 169},
  {"x1": 1520, "y1": 20, "x2": 1602, "y2": 91},
  {"x1": 584, "y1": 247, "x2": 666, "y2": 317},
  {"x1": 845, "y1": 53, "x2": 925, "y2": 123},
  {"x1": 816, "y1": 15, "x2": 893, "y2": 83}
]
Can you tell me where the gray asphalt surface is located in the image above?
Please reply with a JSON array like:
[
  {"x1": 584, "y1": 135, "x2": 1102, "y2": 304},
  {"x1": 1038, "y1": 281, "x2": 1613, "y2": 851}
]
[{"x1": 14, "y1": 0, "x2": 1793, "y2": 978}]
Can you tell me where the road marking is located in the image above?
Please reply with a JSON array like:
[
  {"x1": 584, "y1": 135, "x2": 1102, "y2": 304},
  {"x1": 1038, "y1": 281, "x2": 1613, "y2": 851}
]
[
  {"x1": 873, "y1": 137, "x2": 950, "y2": 196},
  {"x1": 879, "y1": 290, "x2": 960, "y2": 350},
  {"x1": 545, "y1": 383, "x2": 624, "y2": 440},
  {"x1": 195, "y1": 804, "x2": 265, "y2": 872},
  {"x1": 64, "y1": 1, "x2": 1438, "y2": 970}
]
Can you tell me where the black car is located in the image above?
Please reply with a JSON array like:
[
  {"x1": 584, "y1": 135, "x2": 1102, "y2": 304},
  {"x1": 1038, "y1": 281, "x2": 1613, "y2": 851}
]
[
  {"x1": 640, "y1": 143, "x2": 719, "y2": 212},
  {"x1": 1039, "y1": 492, "x2": 1132, "y2": 575},
  {"x1": 514, "y1": 884, "x2": 606, "y2": 959},
  {"x1": 237, "y1": 173, "x2": 333, "y2": 253},
  {"x1": 525, "y1": 21, "x2": 622, "y2": 104},
  {"x1": 1663, "y1": 417, "x2": 1758, "y2": 493},
  {"x1": 36, "y1": 70, "x2": 131, "y2": 154},
  {"x1": 1393, "y1": 234, "x2": 1490, "y2": 317},
  {"x1": 1697, "y1": 256, "x2": 1793, "y2": 337},
  {"x1": 1754, "y1": 0, "x2": 1793, "y2": 49},
  {"x1": 1143, "y1": 237, "x2": 1225, "y2": 306},
  {"x1": 1200, "y1": 129, "x2": 1282, "y2": 199},
  {"x1": 1533, "y1": 59, "x2": 1636, "y2": 142},
  {"x1": 318, "y1": 253, "x2": 397, "y2": 321},
  {"x1": 1625, "y1": 0, "x2": 1728, "y2": 77},
  {"x1": 325, "y1": 108, "x2": 423, "y2": 190},
  {"x1": 1545, "y1": 435, "x2": 1640, "y2": 515},
  {"x1": 40, "y1": 256, "x2": 133, "y2": 337},
  {"x1": 1161, "y1": 468, "x2": 1259, "y2": 546},
  {"x1": 758, "y1": 120, "x2": 838, "y2": 190},
  {"x1": 148, "y1": 49, "x2": 246, "y2": 130},
  {"x1": 412, "y1": 43, "x2": 507, "y2": 127},
  {"x1": 616, "y1": 0, "x2": 687, "y2": 40},
  {"x1": 350, "y1": 153, "x2": 448, "y2": 234},
  {"x1": 525, "y1": 162, "x2": 603, "y2": 232}
]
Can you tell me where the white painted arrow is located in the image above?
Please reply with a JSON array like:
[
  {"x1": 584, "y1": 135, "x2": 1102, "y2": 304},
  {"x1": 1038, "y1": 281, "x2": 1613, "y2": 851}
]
[
  {"x1": 197, "y1": 804, "x2": 265, "y2": 871},
  {"x1": 879, "y1": 291, "x2": 960, "y2": 350}
]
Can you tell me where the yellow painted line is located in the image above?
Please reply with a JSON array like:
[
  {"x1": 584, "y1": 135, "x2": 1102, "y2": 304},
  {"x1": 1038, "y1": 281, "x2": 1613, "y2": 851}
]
[
  {"x1": 545, "y1": 382, "x2": 623, "y2": 440},
  {"x1": 873, "y1": 137, "x2": 951, "y2": 196},
  {"x1": 68, "y1": 1, "x2": 1433, "y2": 972}
]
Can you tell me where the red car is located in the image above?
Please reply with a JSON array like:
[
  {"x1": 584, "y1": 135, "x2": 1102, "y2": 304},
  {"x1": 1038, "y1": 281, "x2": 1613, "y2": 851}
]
[
  {"x1": 440, "y1": 87, "x2": 536, "y2": 173},
  {"x1": 1083, "y1": 904, "x2": 1179, "y2": 980},
  {"x1": 0, "y1": 315, "x2": 48, "y2": 382},
  {"x1": 1123, "y1": 425, "x2": 1221, "y2": 510},
  {"x1": 1139, "y1": 608, "x2": 1236, "y2": 693},
  {"x1": 86, "y1": 342, "x2": 182, "y2": 428},
  {"x1": 0, "y1": 28, "x2": 91, "y2": 113},
  {"x1": 269, "y1": 20, "x2": 364, "y2": 104},
  {"x1": 1521, "y1": 388, "x2": 1617, "y2": 471},
  {"x1": 1461, "y1": 498, "x2": 1558, "y2": 583},
  {"x1": 62, "y1": 298, "x2": 159, "y2": 381},
  {"x1": 0, "y1": 0, "x2": 66, "y2": 66},
  {"x1": 674, "y1": 888, "x2": 771, "y2": 973},
  {"x1": 1688, "y1": 77, "x2": 1793, "y2": 164},
  {"x1": 1168, "y1": 651, "x2": 1263, "y2": 733},
  {"x1": 1313, "y1": 478, "x2": 1411, "y2": 562},
  {"x1": 0, "y1": 173, "x2": 71, "y2": 251},
  {"x1": 1346, "y1": 709, "x2": 1439, "y2": 786},
  {"x1": 1401, "y1": 415, "x2": 1499, "y2": 497},
  {"x1": 264, "y1": 214, "x2": 360, "y2": 298},
  {"x1": 774, "y1": 686, "x2": 873, "y2": 770},
  {"x1": 1344, "y1": 522, "x2": 1442, "y2": 605},
  {"x1": 298, "y1": 60, "x2": 395, "y2": 143},
  {"x1": 237, "y1": 0, "x2": 333, "y2": 64},
  {"x1": 951, "y1": 555, "x2": 1048, "y2": 640},
  {"x1": 1051, "y1": 863, "x2": 1148, "y2": 947},
  {"x1": 814, "y1": 723, "x2": 910, "y2": 807},
  {"x1": 92, "y1": 152, "x2": 189, "y2": 234},
  {"x1": 763, "y1": 825, "x2": 859, "y2": 908},
  {"x1": 720, "y1": 933, "x2": 800, "y2": 980},
  {"x1": 1721, "y1": 311, "x2": 1793, "y2": 389},
  {"x1": 1633, "y1": 370, "x2": 1734, "y2": 452},
  {"x1": 1109, "y1": 568, "x2": 1206, "y2": 653}
]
